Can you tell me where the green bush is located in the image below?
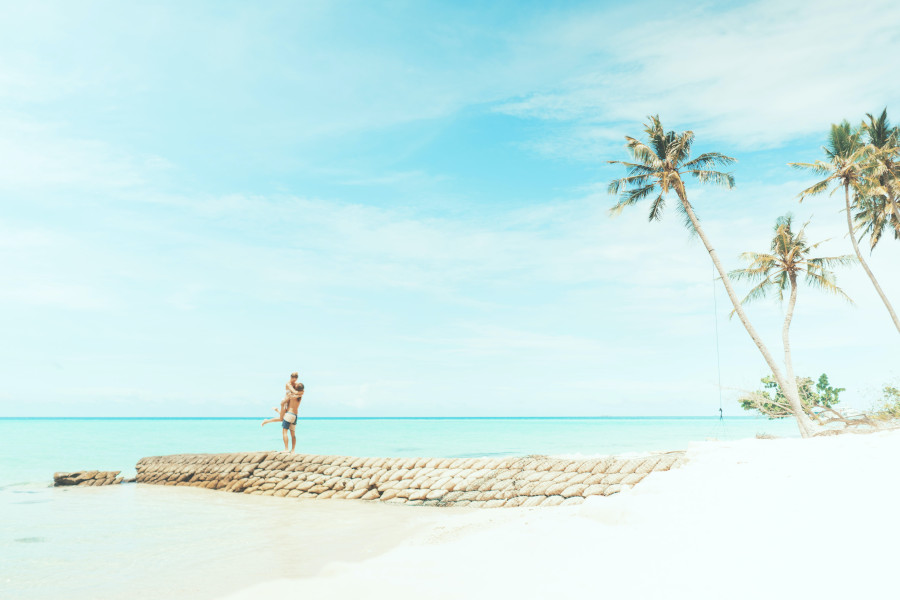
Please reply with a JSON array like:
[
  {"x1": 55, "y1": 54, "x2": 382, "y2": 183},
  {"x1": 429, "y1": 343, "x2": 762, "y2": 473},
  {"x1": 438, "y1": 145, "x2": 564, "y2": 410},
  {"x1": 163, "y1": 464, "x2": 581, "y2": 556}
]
[
  {"x1": 739, "y1": 374, "x2": 844, "y2": 419},
  {"x1": 873, "y1": 386, "x2": 900, "y2": 420}
]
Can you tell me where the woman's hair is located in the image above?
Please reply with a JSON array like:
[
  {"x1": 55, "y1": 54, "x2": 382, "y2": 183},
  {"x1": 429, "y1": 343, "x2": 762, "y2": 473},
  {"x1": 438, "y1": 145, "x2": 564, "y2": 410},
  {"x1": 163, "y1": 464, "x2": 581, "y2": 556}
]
[{"x1": 290, "y1": 372, "x2": 299, "y2": 378}]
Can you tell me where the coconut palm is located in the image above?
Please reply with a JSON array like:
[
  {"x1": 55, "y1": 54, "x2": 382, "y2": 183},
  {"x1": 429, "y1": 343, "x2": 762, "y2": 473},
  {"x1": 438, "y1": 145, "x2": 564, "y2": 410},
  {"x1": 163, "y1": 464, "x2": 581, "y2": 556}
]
[
  {"x1": 608, "y1": 115, "x2": 816, "y2": 437},
  {"x1": 729, "y1": 215, "x2": 855, "y2": 433},
  {"x1": 856, "y1": 109, "x2": 900, "y2": 249},
  {"x1": 790, "y1": 120, "x2": 900, "y2": 334}
]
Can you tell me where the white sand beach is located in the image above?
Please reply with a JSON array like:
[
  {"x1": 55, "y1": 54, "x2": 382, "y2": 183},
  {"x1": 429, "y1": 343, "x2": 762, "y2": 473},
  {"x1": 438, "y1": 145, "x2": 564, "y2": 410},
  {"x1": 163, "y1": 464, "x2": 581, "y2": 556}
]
[{"x1": 221, "y1": 430, "x2": 900, "y2": 600}]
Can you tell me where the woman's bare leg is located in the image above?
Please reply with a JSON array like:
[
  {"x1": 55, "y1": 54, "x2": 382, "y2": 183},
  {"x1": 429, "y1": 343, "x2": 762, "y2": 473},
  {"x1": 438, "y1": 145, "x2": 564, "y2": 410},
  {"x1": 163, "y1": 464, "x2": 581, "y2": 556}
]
[{"x1": 262, "y1": 402, "x2": 289, "y2": 426}]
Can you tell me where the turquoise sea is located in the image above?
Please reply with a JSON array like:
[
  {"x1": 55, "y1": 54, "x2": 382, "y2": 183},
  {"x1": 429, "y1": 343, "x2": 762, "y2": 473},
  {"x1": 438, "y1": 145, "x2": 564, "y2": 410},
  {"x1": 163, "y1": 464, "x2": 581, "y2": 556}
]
[
  {"x1": 0, "y1": 416, "x2": 800, "y2": 486},
  {"x1": 0, "y1": 417, "x2": 799, "y2": 599}
]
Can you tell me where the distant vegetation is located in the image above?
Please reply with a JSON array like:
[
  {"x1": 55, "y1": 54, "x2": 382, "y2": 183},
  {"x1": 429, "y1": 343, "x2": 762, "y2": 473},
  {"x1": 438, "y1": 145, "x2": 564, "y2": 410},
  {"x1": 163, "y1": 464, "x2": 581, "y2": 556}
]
[
  {"x1": 738, "y1": 374, "x2": 845, "y2": 419},
  {"x1": 873, "y1": 385, "x2": 900, "y2": 420},
  {"x1": 608, "y1": 111, "x2": 900, "y2": 438}
]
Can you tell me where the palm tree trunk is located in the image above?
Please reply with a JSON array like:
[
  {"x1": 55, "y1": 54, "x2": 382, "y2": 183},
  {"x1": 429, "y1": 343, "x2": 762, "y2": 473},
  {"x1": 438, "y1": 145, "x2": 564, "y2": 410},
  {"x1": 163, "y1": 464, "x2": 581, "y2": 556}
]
[
  {"x1": 677, "y1": 194, "x2": 813, "y2": 438},
  {"x1": 844, "y1": 182, "x2": 900, "y2": 334},
  {"x1": 782, "y1": 274, "x2": 816, "y2": 436}
]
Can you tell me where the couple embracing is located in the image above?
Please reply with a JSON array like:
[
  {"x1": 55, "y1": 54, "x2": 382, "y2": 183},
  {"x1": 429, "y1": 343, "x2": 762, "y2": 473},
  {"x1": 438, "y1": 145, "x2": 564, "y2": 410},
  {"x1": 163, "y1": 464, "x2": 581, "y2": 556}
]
[{"x1": 262, "y1": 371, "x2": 305, "y2": 452}]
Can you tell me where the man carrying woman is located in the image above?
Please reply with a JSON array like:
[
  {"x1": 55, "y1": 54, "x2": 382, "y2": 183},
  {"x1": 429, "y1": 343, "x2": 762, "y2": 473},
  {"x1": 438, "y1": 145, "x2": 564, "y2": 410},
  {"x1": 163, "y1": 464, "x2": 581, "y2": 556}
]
[{"x1": 262, "y1": 371, "x2": 304, "y2": 452}]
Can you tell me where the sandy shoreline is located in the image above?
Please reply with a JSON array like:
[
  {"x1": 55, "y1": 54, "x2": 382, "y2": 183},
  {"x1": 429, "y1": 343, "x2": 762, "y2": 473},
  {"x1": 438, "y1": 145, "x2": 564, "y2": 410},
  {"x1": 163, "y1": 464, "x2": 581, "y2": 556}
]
[{"x1": 218, "y1": 430, "x2": 900, "y2": 600}]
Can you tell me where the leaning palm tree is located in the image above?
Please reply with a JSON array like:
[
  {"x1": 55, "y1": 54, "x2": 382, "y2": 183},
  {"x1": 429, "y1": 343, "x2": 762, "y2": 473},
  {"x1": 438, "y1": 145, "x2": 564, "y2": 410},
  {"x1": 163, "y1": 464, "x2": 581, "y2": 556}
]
[
  {"x1": 790, "y1": 120, "x2": 900, "y2": 334},
  {"x1": 608, "y1": 115, "x2": 815, "y2": 437},
  {"x1": 856, "y1": 109, "x2": 900, "y2": 249},
  {"x1": 729, "y1": 215, "x2": 855, "y2": 434}
]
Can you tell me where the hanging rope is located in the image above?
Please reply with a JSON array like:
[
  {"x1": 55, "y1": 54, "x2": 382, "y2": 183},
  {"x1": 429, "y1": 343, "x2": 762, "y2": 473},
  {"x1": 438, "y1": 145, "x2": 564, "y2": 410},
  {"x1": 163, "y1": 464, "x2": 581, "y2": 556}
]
[{"x1": 712, "y1": 262, "x2": 727, "y2": 439}]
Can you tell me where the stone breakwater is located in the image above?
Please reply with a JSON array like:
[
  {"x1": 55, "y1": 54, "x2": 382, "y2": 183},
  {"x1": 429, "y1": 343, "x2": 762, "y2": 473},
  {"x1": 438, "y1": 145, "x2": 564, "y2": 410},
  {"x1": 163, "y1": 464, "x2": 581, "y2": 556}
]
[
  {"x1": 54, "y1": 470, "x2": 130, "y2": 486},
  {"x1": 135, "y1": 451, "x2": 685, "y2": 507}
]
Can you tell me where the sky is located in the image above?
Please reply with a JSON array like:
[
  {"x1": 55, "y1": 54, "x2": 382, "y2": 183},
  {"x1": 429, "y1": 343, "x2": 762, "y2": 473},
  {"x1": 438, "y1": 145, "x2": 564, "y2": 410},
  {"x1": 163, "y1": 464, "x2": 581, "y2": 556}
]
[{"x1": 1, "y1": 0, "x2": 899, "y2": 417}]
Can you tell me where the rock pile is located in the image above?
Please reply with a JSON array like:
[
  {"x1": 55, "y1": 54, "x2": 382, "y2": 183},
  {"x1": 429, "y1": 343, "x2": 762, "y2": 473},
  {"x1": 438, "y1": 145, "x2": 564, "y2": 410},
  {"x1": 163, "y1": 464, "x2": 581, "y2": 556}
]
[
  {"x1": 54, "y1": 470, "x2": 126, "y2": 486},
  {"x1": 135, "y1": 451, "x2": 684, "y2": 507}
]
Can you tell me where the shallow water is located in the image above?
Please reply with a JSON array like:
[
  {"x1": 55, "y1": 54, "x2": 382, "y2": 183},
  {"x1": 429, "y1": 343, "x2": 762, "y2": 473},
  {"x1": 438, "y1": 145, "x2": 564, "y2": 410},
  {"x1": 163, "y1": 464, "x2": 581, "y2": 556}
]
[
  {"x1": 0, "y1": 417, "x2": 800, "y2": 598},
  {"x1": 0, "y1": 416, "x2": 799, "y2": 486},
  {"x1": 0, "y1": 483, "x2": 449, "y2": 600}
]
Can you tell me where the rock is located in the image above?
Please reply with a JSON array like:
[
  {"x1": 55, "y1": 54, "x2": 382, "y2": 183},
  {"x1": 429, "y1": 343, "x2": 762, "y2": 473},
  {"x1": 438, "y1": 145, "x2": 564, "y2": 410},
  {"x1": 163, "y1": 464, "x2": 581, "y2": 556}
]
[
  {"x1": 561, "y1": 484, "x2": 587, "y2": 498},
  {"x1": 521, "y1": 496, "x2": 546, "y2": 507},
  {"x1": 567, "y1": 472, "x2": 590, "y2": 485},
  {"x1": 583, "y1": 484, "x2": 606, "y2": 497},
  {"x1": 635, "y1": 456, "x2": 662, "y2": 474},
  {"x1": 433, "y1": 477, "x2": 453, "y2": 490},
  {"x1": 114, "y1": 447, "x2": 679, "y2": 508},
  {"x1": 590, "y1": 458, "x2": 615, "y2": 474},
  {"x1": 54, "y1": 472, "x2": 75, "y2": 484},
  {"x1": 408, "y1": 489, "x2": 430, "y2": 501},
  {"x1": 528, "y1": 481, "x2": 552, "y2": 496},
  {"x1": 544, "y1": 481, "x2": 569, "y2": 496},
  {"x1": 343, "y1": 488, "x2": 365, "y2": 499},
  {"x1": 619, "y1": 459, "x2": 644, "y2": 474},
  {"x1": 515, "y1": 482, "x2": 538, "y2": 496},
  {"x1": 603, "y1": 484, "x2": 623, "y2": 496},
  {"x1": 622, "y1": 473, "x2": 646, "y2": 485}
]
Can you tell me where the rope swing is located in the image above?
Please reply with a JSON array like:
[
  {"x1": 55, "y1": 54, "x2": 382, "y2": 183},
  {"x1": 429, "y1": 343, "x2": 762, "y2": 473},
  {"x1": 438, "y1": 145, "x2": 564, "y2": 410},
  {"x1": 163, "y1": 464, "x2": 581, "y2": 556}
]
[{"x1": 712, "y1": 262, "x2": 727, "y2": 440}]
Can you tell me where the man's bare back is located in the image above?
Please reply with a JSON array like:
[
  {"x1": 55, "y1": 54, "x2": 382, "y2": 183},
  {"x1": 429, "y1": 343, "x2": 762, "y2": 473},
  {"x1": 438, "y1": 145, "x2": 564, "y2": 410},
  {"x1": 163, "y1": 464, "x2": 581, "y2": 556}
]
[
  {"x1": 280, "y1": 373, "x2": 304, "y2": 452},
  {"x1": 286, "y1": 381, "x2": 304, "y2": 414}
]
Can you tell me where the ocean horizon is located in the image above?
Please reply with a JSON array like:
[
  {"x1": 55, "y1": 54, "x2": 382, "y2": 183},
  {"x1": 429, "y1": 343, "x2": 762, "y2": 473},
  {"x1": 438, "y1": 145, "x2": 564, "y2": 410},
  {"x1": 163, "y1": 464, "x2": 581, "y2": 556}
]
[{"x1": 0, "y1": 415, "x2": 799, "y2": 488}]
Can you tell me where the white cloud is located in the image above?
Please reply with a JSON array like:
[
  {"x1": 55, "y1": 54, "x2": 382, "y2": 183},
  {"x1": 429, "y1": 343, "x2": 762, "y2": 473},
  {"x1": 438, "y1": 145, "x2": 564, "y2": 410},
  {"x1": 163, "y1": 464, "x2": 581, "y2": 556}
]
[
  {"x1": 497, "y1": 0, "x2": 900, "y2": 151},
  {"x1": 0, "y1": 114, "x2": 172, "y2": 191}
]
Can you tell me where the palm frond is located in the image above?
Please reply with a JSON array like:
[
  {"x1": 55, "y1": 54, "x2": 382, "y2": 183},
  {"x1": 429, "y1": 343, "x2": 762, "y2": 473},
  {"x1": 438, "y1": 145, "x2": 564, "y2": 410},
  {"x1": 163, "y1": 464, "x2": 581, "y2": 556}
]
[
  {"x1": 609, "y1": 183, "x2": 657, "y2": 216},
  {"x1": 806, "y1": 254, "x2": 857, "y2": 269},
  {"x1": 804, "y1": 269, "x2": 854, "y2": 304},
  {"x1": 607, "y1": 172, "x2": 652, "y2": 195},
  {"x1": 795, "y1": 178, "x2": 832, "y2": 201},
  {"x1": 739, "y1": 277, "x2": 774, "y2": 305},
  {"x1": 689, "y1": 169, "x2": 735, "y2": 189},
  {"x1": 624, "y1": 137, "x2": 664, "y2": 169},
  {"x1": 648, "y1": 193, "x2": 666, "y2": 221},
  {"x1": 674, "y1": 197, "x2": 699, "y2": 236},
  {"x1": 668, "y1": 130, "x2": 695, "y2": 164},
  {"x1": 789, "y1": 160, "x2": 833, "y2": 176},
  {"x1": 683, "y1": 152, "x2": 736, "y2": 170}
]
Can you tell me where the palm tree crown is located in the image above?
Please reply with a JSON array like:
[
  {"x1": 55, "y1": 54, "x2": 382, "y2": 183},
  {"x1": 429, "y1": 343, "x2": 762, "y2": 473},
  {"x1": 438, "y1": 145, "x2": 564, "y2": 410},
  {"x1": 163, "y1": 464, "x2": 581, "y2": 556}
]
[
  {"x1": 791, "y1": 121, "x2": 868, "y2": 199},
  {"x1": 790, "y1": 114, "x2": 900, "y2": 335},
  {"x1": 607, "y1": 115, "x2": 735, "y2": 227},
  {"x1": 856, "y1": 109, "x2": 900, "y2": 249},
  {"x1": 729, "y1": 214, "x2": 855, "y2": 306}
]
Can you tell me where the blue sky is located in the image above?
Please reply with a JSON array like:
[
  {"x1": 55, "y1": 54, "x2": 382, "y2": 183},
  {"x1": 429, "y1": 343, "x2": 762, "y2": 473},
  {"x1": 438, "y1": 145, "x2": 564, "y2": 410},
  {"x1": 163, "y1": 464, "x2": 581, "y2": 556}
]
[{"x1": 2, "y1": 0, "x2": 899, "y2": 417}]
